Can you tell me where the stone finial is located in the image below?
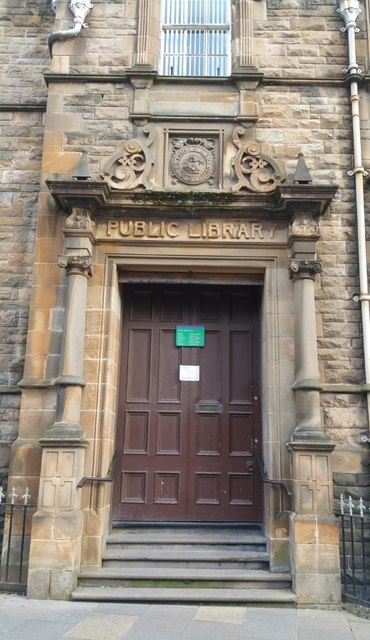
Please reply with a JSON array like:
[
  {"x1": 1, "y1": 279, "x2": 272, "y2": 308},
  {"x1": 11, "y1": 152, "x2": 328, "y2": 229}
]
[
  {"x1": 72, "y1": 152, "x2": 92, "y2": 181},
  {"x1": 292, "y1": 153, "x2": 312, "y2": 184}
]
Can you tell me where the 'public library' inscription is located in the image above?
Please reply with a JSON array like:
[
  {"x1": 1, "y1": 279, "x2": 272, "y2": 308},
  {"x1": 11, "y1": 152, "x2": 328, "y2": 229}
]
[{"x1": 99, "y1": 220, "x2": 285, "y2": 242}]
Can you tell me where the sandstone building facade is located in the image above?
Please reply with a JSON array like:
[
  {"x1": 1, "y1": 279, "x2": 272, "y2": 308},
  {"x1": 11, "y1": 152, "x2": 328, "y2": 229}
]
[{"x1": 0, "y1": 0, "x2": 369, "y2": 603}]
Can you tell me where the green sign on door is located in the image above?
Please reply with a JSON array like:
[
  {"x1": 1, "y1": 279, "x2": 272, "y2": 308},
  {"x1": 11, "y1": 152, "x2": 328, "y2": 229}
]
[{"x1": 176, "y1": 326, "x2": 205, "y2": 347}]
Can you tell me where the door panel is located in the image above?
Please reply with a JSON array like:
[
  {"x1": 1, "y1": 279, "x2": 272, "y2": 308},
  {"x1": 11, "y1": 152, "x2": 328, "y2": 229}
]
[{"x1": 113, "y1": 284, "x2": 262, "y2": 522}]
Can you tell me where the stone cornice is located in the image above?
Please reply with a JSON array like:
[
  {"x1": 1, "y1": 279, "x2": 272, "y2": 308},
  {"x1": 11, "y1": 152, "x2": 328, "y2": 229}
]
[
  {"x1": 46, "y1": 180, "x2": 338, "y2": 220},
  {"x1": 43, "y1": 72, "x2": 345, "y2": 88},
  {"x1": 0, "y1": 103, "x2": 47, "y2": 112}
]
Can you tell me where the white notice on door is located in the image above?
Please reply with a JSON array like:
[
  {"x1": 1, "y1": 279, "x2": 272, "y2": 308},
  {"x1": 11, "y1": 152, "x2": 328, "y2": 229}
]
[{"x1": 179, "y1": 365, "x2": 200, "y2": 381}]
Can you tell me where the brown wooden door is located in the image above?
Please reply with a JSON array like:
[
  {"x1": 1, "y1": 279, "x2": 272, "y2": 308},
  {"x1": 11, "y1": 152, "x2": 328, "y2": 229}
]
[{"x1": 113, "y1": 284, "x2": 262, "y2": 522}]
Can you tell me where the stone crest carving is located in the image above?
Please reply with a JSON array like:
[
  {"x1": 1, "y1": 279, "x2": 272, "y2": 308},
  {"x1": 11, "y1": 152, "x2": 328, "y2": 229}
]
[
  {"x1": 170, "y1": 138, "x2": 216, "y2": 186},
  {"x1": 232, "y1": 128, "x2": 285, "y2": 193},
  {"x1": 102, "y1": 126, "x2": 155, "y2": 190}
]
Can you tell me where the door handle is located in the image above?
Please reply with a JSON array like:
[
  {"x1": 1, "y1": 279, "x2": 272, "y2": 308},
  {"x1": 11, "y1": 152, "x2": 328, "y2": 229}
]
[{"x1": 246, "y1": 460, "x2": 255, "y2": 472}]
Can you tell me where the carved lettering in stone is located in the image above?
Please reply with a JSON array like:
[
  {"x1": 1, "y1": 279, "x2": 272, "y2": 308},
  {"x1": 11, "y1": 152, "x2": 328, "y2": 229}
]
[
  {"x1": 232, "y1": 128, "x2": 285, "y2": 193},
  {"x1": 102, "y1": 126, "x2": 155, "y2": 190},
  {"x1": 171, "y1": 138, "x2": 216, "y2": 186}
]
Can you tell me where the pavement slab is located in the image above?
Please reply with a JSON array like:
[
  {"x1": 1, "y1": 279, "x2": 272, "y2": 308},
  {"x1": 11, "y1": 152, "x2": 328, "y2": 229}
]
[{"x1": 0, "y1": 594, "x2": 369, "y2": 640}]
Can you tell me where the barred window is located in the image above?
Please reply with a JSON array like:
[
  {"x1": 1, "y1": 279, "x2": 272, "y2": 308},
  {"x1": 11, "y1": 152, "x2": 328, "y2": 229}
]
[{"x1": 160, "y1": 0, "x2": 231, "y2": 77}]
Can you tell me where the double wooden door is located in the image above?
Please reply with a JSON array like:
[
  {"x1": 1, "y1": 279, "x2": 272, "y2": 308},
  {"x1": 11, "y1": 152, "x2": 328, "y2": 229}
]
[{"x1": 113, "y1": 283, "x2": 262, "y2": 522}]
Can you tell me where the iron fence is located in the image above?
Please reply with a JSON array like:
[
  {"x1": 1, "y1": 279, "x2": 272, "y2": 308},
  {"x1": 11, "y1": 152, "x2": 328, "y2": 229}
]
[
  {"x1": 338, "y1": 494, "x2": 370, "y2": 606},
  {"x1": 0, "y1": 485, "x2": 36, "y2": 592}
]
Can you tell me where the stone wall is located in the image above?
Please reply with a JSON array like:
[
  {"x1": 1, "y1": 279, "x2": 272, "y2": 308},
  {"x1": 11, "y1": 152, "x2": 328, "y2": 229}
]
[{"x1": 0, "y1": 1, "x2": 52, "y2": 481}]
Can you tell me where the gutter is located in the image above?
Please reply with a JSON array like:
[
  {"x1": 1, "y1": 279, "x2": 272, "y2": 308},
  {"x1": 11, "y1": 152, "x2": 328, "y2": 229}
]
[
  {"x1": 49, "y1": 0, "x2": 93, "y2": 57},
  {"x1": 338, "y1": 0, "x2": 370, "y2": 442}
]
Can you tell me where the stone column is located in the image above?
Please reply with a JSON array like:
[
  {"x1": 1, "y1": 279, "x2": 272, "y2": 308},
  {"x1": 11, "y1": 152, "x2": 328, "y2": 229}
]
[
  {"x1": 287, "y1": 211, "x2": 341, "y2": 605},
  {"x1": 27, "y1": 209, "x2": 95, "y2": 600}
]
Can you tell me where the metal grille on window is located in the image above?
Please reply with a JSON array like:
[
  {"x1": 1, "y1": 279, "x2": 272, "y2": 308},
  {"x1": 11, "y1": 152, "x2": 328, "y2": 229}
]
[{"x1": 161, "y1": 0, "x2": 231, "y2": 77}]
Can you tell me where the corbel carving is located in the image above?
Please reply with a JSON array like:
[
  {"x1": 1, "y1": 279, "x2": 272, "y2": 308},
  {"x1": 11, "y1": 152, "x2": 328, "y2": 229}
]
[
  {"x1": 58, "y1": 255, "x2": 93, "y2": 277},
  {"x1": 232, "y1": 128, "x2": 285, "y2": 192},
  {"x1": 65, "y1": 208, "x2": 95, "y2": 231},
  {"x1": 102, "y1": 126, "x2": 155, "y2": 190},
  {"x1": 289, "y1": 211, "x2": 320, "y2": 239}
]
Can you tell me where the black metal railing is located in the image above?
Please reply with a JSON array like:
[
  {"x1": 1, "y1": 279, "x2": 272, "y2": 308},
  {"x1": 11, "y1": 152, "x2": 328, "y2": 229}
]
[
  {"x1": 338, "y1": 494, "x2": 370, "y2": 606},
  {"x1": 0, "y1": 485, "x2": 36, "y2": 592}
]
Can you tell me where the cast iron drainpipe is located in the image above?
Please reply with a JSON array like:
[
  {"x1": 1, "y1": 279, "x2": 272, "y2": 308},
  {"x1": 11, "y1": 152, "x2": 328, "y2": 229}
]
[
  {"x1": 338, "y1": 0, "x2": 370, "y2": 442},
  {"x1": 49, "y1": 0, "x2": 93, "y2": 57}
]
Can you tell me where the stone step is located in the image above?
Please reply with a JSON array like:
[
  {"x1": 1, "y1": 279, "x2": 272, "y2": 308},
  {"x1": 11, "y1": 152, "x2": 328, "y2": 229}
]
[
  {"x1": 102, "y1": 548, "x2": 269, "y2": 570},
  {"x1": 78, "y1": 567, "x2": 291, "y2": 590},
  {"x1": 107, "y1": 532, "x2": 266, "y2": 549},
  {"x1": 71, "y1": 586, "x2": 297, "y2": 606}
]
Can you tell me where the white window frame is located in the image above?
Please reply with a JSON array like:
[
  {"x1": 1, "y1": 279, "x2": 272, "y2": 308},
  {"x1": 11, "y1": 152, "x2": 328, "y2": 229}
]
[{"x1": 160, "y1": 0, "x2": 231, "y2": 77}]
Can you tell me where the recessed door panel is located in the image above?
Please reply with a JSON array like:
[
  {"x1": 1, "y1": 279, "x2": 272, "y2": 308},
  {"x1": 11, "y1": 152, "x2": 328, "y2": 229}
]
[{"x1": 114, "y1": 283, "x2": 262, "y2": 522}]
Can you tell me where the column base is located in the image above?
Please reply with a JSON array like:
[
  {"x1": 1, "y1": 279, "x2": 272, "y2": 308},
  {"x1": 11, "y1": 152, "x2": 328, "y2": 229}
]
[{"x1": 290, "y1": 513, "x2": 341, "y2": 605}]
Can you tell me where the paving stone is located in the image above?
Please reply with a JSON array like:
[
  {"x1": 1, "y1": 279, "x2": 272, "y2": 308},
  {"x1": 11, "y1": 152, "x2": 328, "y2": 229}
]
[
  {"x1": 64, "y1": 614, "x2": 138, "y2": 640},
  {"x1": 194, "y1": 606, "x2": 247, "y2": 625},
  {"x1": 181, "y1": 620, "x2": 241, "y2": 640}
]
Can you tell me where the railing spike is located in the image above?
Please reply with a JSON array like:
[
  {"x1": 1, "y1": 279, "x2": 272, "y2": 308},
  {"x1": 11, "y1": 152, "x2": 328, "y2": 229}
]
[
  {"x1": 340, "y1": 493, "x2": 345, "y2": 515},
  {"x1": 348, "y1": 494, "x2": 354, "y2": 516},
  {"x1": 9, "y1": 486, "x2": 17, "y2": 505},
  {"x1": 22, "y1": 487, "x2": 31, "y2": 506}
]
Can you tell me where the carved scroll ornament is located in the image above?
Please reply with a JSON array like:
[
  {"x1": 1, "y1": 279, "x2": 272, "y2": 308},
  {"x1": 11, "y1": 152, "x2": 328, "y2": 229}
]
[
  {"x1": 102, "y1": 127, "x2": 155, "y2": 191},
  {"x1": 232, "y1": 129, "x2": 285, "y2": 193}
]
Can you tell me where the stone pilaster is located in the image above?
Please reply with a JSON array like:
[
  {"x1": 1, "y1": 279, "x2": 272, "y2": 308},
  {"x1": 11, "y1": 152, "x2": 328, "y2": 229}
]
[
  {"x1": 134, "y1": 0, "x2": 161, "y2": 69},
  {"x1": 27, "y1": 210, "x2": 95, "y2": 599},
  {"x1": 287, "y1": 210, "x2": 341, "y2": 605}
]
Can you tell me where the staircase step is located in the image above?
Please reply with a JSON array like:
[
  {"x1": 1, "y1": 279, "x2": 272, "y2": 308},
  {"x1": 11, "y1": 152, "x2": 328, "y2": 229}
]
[
  {"x1": 102, "y1": 548, "x2": 268, "y2": 570},
  {"x1": 78, "y1": 567, "x2": 291, "y2": 589},
  {"x1": 73, "y1": 524, "x2": 293, "y2": 604},
  {"x1": 71, "y1": 586, "x2": 296, "y2": 606},
  {"x1": 107, "y1": 532, "x2": 266, "y2": 549}
]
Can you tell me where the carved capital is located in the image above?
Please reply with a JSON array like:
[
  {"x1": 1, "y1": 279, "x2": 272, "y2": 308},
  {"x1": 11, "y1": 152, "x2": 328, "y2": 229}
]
[
  {"x1": 65, "y1": 208, "x2": 95, "y2": 231},
  {"x1": 289, "y1": 260, "x2": 322, "y2": 281},
  {"x1": 58, "y1": 255, "x2": 93, "y2": 277}
]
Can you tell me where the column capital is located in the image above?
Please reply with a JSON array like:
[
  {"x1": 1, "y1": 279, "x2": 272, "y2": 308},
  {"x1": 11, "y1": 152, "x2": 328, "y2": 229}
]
[
  {"x1": 289, "y1": 259, "x2": 322, "y2": 281},
  {"x1": 58, "y1": 254, "x2": 93, "y2": 278}
]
